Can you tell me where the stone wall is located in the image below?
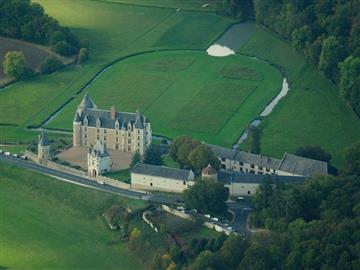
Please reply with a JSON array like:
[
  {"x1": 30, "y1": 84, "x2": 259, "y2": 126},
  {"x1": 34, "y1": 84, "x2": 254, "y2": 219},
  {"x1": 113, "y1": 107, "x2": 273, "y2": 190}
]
[{"x1": 161, "y1": 204, "x2": 195, "y2": 221}]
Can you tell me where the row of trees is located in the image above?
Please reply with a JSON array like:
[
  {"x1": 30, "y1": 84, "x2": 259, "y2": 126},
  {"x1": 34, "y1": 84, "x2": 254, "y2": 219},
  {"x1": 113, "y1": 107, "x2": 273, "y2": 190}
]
[
  {"x1": 0, "y1": 0, "x2": 81, "y2": 56},
  {"x1": 170, "y1": 135, "x2": 220, "y2": 174},
  {"x1": 220, "y1": 0, "x2": 360, "y2": 116}
]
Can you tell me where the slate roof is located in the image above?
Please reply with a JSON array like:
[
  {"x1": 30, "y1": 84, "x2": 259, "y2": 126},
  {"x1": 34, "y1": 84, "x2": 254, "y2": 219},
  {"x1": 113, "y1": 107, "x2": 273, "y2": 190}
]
[
  {"x1": 79, "y1": 108, "x2": 148, "y2": 130},
  {"x1": 208, "y1": 144, "x2": 237, "y2": 160},
  {"x1": 235, "y1": 151, "x2": 281, "y2": 170},
  {"x1": 39, "y1": 129, "x2": 49, "y2": 146},
  {"x1": 79, "y1": 94, "x2": 97, "y2": 110},
  {"x1": 277, "y1": 153, "x2": 328, "y2": 177},
  {"x1": 218, "y1": 170, "x2": 306, "y2": 185},
  {"x1": 131, "y1": 163, "x2": 193, "y2": 181}
]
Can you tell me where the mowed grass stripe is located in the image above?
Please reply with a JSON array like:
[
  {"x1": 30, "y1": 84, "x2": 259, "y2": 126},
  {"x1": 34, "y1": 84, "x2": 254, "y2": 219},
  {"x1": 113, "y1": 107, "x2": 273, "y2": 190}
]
[{"x1": 47, "y1": 51, "x2": 282, "y2": 147}]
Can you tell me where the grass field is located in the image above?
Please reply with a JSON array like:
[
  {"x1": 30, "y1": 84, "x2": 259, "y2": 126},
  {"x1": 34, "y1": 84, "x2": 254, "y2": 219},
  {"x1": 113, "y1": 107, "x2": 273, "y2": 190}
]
[
  {"x1": 46, "y1": 50, "x2": 282, "y2": 146},
  {"x1": 0, "y1": 0, "x2": 232, "y2": 143},
  {"x1": 239, "y1": 27, "x2": 360, "y2": 167},
  {"x1": 102, "y1": 0, "x2": 216, "y2": 11},
  {"x1": 0, "y1": 37, "x2": 54, "y2": 81},
  {"x1": 0, "y1": 163, "x2": 145, "y2": 269}
]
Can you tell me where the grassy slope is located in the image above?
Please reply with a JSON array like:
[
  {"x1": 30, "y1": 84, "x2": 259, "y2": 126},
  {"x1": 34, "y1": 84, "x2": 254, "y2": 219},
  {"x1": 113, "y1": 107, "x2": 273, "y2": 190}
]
[
  {"x1": 47, "y1": 51, "x2": 281, "y2": 147},
  {"x1": 239, "y1": 27, "x2": 360, "y2": 167},
  {"x1": 0, "y1": 0, "x2": 231, "y2": 143},
  {"x1": 0, "y1": 163, "x2": 145, "y2": 270}
]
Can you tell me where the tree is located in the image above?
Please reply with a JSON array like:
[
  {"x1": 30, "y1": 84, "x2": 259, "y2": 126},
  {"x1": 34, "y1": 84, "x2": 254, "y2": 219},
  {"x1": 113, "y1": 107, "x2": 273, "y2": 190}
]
[
  {"x1": 291, "y1": 25, "x2": 312, "y2": 51},
  {"x1": 188, "y1": 144, "x2": 220, "y2": 174},
  {"x1": 192, "y1": 250, "x2": 218, "y2": 270},
  {"x1": 143, "y1": 145, "x2": 163, "y2": 166},
  {"x1": 130, "y1": 151, "x2": 141, "y2": 168},
  {"x1": 77, "y1": 47, "x2": 89, "y2": 64},
  {"x1": 3, "y1": 51, "x2": 25, "y2": 79},
  {"x1": 343, "y1": 141, "x2": 360, "y2": 175},
  {"x1": 170, "y1": 136, "x2": 200, "y2": 167},
  {"x1": 39, "y1": 56, "x2": 63, "y2": 74},
  {"x1": 295, "y1": 145, "x2": 332, "y2": 163},
  {"x1": 247, "y1": 125, "x2": 261, "y2": 154},
  {"x1": 318, "y1": 36, "x2": 346, "y2": 80},
  {"x1": 339, "y1": 56, "x2": 360, "y2": 100},
  {"x1": 184, "y1": 179, "x2": 229, "y2": 216},
  {"x1": 218, "y1": 235, "x2": 249, "y2": 269}
]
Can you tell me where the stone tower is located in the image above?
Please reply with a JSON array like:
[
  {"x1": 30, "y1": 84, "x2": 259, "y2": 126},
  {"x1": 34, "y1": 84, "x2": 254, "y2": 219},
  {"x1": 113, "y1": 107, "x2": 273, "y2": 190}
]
[
  {"x1": 202, "y1": 164, "x2": 218, "y2": 181},
  {"x1": 38, "y1": 129, "x2": 51, "y2": 165},
  {"x1": 88, "y1": 141, "x2": 111, "y2": 177},
  {"x1": 73, "y1": 112, "x2": 82, "y2": 147}
]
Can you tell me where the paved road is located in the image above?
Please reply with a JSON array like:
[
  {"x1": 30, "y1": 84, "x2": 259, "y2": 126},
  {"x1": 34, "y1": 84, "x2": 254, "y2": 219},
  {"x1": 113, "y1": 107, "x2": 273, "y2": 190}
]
[
  {"x1": 1, "y1": 154, "x2": 254, "y2": 235},
  {"x1": 0, "y1": 154, "x2": 144, "y2": 199}
]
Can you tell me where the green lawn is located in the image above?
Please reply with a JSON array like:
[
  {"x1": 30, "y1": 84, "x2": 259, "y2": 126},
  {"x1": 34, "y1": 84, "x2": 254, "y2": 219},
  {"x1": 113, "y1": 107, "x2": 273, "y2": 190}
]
[
  {"x1": 105, "y1": 168, "x2": 131, "y2": 183},
  {"x1": 0, "y1": 163, "x2": 145, "y2": 270},
  {"x1": 0, "y1": 144, "x2": 27, "y2": 154},
  {"x1": 0, "y1": 0, "x2": 232, "y2": 142},
  {"x1": 239, "y1": 27, "x2": 360, "y2": 167},
  {"x1": 46, "y1": 50, "x2": 282, "y2": 146}
]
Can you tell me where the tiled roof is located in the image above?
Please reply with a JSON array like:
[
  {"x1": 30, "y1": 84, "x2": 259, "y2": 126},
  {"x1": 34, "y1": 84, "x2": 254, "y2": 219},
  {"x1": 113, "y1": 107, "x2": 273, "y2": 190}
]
[
  {"x1": 202, "y1": 164, "x2": 217, "y2": 175},
  {"x1": 131, "y1": 163, "x2": 192, "y2": 181},
  {"x1": 79, "y1": 94, "x2": 97, "y2": 110},
  {"x1": 218, "y1": 170, "x2": 305, "y2": 184},
  {"x1": 277, "y1": 153, "x2": 328, "y2": 177}
]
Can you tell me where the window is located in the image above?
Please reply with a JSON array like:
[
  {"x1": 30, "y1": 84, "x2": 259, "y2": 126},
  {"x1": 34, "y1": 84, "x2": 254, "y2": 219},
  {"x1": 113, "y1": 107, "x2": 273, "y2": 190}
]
[
  {"x1": 221, "y1": 158, "x2": 225, "y2": 162},
  {"x1": 138, "y1": 136, "x2": 140, "y2": 140},
  {"x1": 115, "y1": 144, "x2": 119, "y2": 149},
  {"x1": 97, "y1": 128, "x2": 100, "y2": 133},
  {"x1": 183, "y1": 181, "x2": 186, "y2": 185},
  {"x1": 116, "y1": 131, "x2": 119, "y2": 135},
  {"x1": 150, "y1": 183, "x2": 153, "y2": 187},
  {"x1": 250, "y1": 170, "x2": 255, "y2": 174},
  {"x1": 104, "y1": 136, "x2": 107, "y2": 141},
  {"x1": 259, "y1": 166, "x2": 263, "y2": 170},
  {"x1": 97, "y1": 135, "x2": 100, "y2": 140},
  {"x1": 116, "y1": 137, "x2": 119, "y2": 142},
  {"x1": 248, "y1": 191, "x2": 251, "y2": 195},
  {"x1": 84, "y1": 134, "x2": 87, "y2": 138},
  {"x1": 104, "y1": 129, "x2": 107, "y2": 134},
  {"x1": 250, "y1": 164, "x2": 255, "y2": 169},
  {"x1": 266, "y1": 167, "x2": 270, "y2": 172},
  {"x1": 240, "y1": 162, "x2": 244, "y2": 166},
  {"x1": 221, "y1": 164, "x2": 226, "y2": 169},
  {"x1": 128, "y1": 139, "x2": 131, "y2": 144},
  {"x1": 138, "y1": 143, "x2": 140, "y2": 146},
  {"x1": 259, "y1": 171, "x2": 263, "y2": 175},
  {"x1": 240, "y1": 167, "x2": 243, "y2": 172},
  {"x1": 84, "y1": 127, "x2": 87, "y2": 132}
]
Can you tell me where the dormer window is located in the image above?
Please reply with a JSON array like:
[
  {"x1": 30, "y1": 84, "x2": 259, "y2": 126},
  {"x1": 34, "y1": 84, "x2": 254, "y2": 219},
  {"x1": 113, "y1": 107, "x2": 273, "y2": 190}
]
[
  {"x1": 96, "y1": 117, "x2": 101, "y2": 128},
  {"x1": 84, "y1": 117, "x2": 88, "y2": 126},
  {"x1": 115, "y1": 120, "x2": 119, "y2": 130}
]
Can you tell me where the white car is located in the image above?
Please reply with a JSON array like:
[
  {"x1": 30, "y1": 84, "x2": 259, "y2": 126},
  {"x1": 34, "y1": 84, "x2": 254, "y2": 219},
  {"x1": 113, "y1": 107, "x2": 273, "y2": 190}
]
[
  {"x1": 13, "y1": 154, "x2": 19, "y2": 158},
  {"x1": 211, "y1": 217, "x2": 219, "y2": 222},
  {"x1": 97, "y1": 181, "x2": 105, "y2": 185},
  {"x1": 204, "y1": 214, "x2": 211, "y2": 218},
  {"x1": 21, "y1": 155, "x2": 27, "y2": 160},
  {"x1": 4, "y1": 152, "x2": 11, "y2": 156},
  {"x1": 177, "y1": 206, "x2": 185, "y2": 211}
]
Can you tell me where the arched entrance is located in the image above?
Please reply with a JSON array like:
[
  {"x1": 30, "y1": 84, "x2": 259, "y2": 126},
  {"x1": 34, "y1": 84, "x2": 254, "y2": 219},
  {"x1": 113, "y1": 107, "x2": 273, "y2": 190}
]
[{"x1": 93, "y1": 169, "x2": 97, "y2": 177}]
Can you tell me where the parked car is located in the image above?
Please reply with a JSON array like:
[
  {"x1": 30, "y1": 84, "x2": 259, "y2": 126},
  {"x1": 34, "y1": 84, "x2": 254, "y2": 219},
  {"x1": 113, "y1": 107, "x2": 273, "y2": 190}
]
[
  {"x1": 97, "y1": 181, "x2": 105, "y2": 185},
  {"x1": 0, "y1": 150, "x2": 4, "y2": 154},
  {"x1": 4, "y1": 152, "x2": 11, "y2": 156},
  {"x1": 237, "y1": 196, "x2": 244, "y2": 201},
  {"x1": 211, "y1": 217, "x2": 219, "y2": 222},
  {"x1": 177, "y1": 206, "x2": 185, "y2": 211},
  {"x1": 204, "y1": 214, "x2": 211, "y2": 218},
  {"x1": 13, "y1": 154, "x2": 19, "y2": 158},
  {"x1": 21, "y1": 155, "x2": 27, "y2": 160}
]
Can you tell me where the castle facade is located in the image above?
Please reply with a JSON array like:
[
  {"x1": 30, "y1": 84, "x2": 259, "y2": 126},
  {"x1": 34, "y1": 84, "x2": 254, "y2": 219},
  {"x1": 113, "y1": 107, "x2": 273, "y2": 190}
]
[{"x1": 73, "y1": 94, "x2": 152, "y2": 155}]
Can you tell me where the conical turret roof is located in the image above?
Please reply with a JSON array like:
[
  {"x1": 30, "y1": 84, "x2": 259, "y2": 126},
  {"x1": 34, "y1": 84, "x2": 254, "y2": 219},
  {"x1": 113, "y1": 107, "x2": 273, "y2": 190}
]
[
  {"x1": 78, "y1": 94, "x2": 97, "y2": 110},
  {"x1": 134, "y1": 109, "x2": 144, "y2": 129},
  {"x1": 39, "y1": 129, "x2": 49, "y2": 146}
]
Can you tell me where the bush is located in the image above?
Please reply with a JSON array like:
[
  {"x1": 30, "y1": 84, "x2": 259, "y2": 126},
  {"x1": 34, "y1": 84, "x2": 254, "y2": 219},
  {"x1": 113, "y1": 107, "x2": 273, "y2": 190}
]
[
  {"x1": 77, "y1": 48, "x2": 89, "y2": 64},
  {"x1": 3, "y1": 51, "x2": 25, "y2": 79},
  {"x1": 53, "y1": 41, "x2": 77, "y2": 56},
  {"x1": 40, "y1": 57, "x2": 63, "y2": 74}
]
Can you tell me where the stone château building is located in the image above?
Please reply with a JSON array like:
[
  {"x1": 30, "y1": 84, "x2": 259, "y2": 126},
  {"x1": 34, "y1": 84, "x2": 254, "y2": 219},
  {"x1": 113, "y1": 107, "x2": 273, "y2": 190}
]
[
  {"x1": 87, "y1": 141, "x2": 111, "y2": 177},
  {"x1": 38, "y1": 129, "x2": 51, "y2": 165},
  {"x1": 73, "y1": 94, "x2": 152, "y2": 155}
]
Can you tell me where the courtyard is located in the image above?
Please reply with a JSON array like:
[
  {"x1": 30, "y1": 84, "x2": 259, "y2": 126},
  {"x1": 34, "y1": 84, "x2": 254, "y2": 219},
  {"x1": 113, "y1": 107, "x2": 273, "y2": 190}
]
[{"x1": 57, "y1": 146, "x2": 132, "y2": 171}]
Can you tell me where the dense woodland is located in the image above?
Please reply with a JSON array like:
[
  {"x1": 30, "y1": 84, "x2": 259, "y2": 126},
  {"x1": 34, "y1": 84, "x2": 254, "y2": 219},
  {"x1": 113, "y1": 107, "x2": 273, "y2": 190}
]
[
  {"x1": 217, "y1": 0, "x2": 360, "y2": 116},
  {"x1": 0, "y1": 0, "x2": 80, "y2": 56}
]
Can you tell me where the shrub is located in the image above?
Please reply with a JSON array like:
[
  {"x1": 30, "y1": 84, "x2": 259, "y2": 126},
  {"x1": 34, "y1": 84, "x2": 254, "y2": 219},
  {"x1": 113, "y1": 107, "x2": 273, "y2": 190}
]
[
  {"x1": 40, "y1": 57, "x2": 63, "y2": 74},
  {"x1": 77, "y1": 48, "x2": 89, "y2": 64}
]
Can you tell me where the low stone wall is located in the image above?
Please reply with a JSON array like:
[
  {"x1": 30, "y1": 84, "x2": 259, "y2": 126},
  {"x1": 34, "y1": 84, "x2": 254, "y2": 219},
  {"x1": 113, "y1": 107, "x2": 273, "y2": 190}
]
[
  {"x1": 47, "y1": 160, "x2": 87, "y2": 178},
  {"x1": 203, "y1": 221, "x2": 233, "y2": 235},
  {"x1": 161, "y1": 204, "x2": 195, "y2": 221},
  {"x1": 24, "y1": 150, "x2": 37, "y2": 163},
  {"x1": 142, "y1": 211, "x2": 158, "y2": 232},
  {"x1": 96, "y1": 175, "x2": 131, "y2": 189}
]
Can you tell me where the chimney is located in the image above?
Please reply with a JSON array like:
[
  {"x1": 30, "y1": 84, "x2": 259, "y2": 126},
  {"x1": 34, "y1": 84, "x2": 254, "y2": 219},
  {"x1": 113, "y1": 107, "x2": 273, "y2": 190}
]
[{"x1": 111, "y1": 106, "x2": 116, "y2": 120}]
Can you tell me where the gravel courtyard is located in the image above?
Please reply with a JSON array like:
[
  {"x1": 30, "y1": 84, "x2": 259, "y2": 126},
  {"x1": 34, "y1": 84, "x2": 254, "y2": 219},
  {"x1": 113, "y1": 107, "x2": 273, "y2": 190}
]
[{"x1": 57, "y1": 146, "x2": 132, "y2": 171}]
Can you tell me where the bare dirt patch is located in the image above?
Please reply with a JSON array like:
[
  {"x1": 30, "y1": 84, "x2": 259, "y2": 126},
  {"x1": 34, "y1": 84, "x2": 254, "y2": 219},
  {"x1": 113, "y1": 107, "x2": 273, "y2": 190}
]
[{"x1": 57, "y1": 146, "x2": 132, "y2": 171}]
